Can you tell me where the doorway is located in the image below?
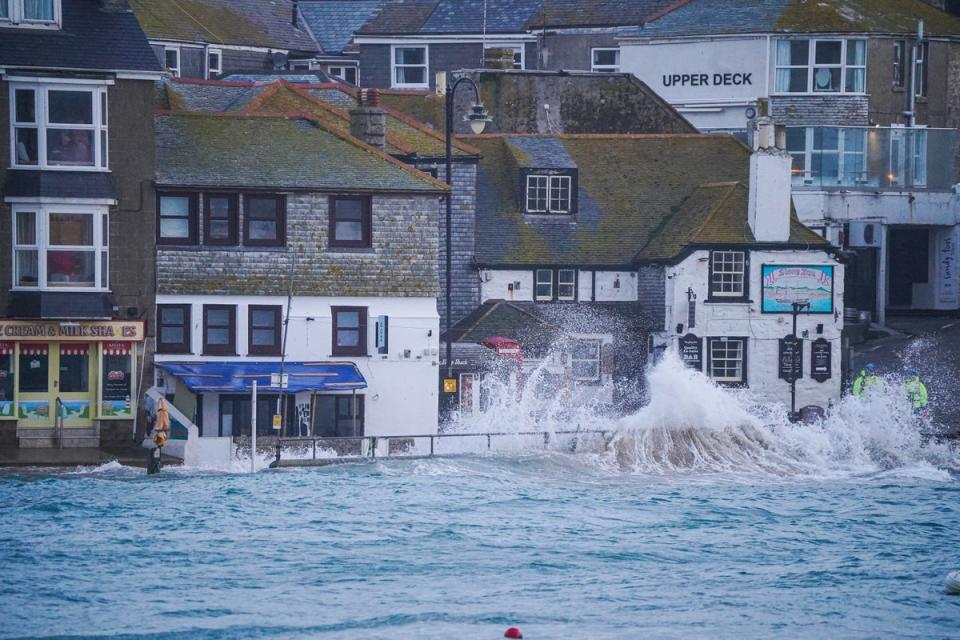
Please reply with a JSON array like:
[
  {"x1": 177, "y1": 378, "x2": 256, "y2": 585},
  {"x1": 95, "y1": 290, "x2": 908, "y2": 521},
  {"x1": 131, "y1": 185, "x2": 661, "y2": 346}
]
[
  {"x1": 17, "y1": 343, "x2": 95, "y2": 428},
  {"x1": 887, "y1": 227, "x2": 930, "y2": 307}
]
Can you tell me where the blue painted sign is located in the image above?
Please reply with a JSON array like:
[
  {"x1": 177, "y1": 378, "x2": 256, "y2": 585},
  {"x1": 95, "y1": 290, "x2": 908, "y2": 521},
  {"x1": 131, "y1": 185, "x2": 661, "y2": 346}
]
[{"x1": 761, "y1": 265, "x2": 834, "y2": 314}]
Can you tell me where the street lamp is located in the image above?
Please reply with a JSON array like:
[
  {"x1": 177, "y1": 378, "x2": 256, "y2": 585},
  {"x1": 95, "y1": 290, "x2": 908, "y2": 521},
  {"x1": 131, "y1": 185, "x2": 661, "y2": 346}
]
[
  {"x1": 788, "y1": 300, "x2": 810, "y2": 420},
  {"x1": 444, "y1": 72, "x2": 490, "y2": 385}
]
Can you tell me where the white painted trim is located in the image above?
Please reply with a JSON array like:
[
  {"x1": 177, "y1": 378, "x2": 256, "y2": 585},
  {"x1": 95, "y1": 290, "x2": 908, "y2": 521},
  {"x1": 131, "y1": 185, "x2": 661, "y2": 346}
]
[
  {"x1": 590, "y1": 47, "x2": 620, "y2": 73},
  {"x1": 5, "y1": 75, "x2": 113, "y2": 85},
  {"x1": 149, "y1": 39, "x2": 292, "y2": 55},
  {"x1": 163, "y1": 46, "x2": 181, "y2": 77},
  {"x1": 355, "y1": 33, "x2": 534, "y2": 44},
  {"x1": 4, "y1": 197, "x2": 117, "y2": 205},
  {"x1": 114, "y1": 71, "x2": 166, "y2": 80}
]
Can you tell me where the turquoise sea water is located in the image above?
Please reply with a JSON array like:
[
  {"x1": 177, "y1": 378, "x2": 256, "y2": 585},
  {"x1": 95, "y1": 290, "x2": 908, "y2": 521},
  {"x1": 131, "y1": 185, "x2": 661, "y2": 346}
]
[{"x1": 1, "y1": 455, "x2": 958, "y2": 639}]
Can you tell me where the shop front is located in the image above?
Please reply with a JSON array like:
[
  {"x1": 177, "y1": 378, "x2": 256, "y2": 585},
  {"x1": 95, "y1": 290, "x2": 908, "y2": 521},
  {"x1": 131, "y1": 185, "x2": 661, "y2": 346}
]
[{"x1": 0, "y1": 320, "x2": 144, "y2": 433}]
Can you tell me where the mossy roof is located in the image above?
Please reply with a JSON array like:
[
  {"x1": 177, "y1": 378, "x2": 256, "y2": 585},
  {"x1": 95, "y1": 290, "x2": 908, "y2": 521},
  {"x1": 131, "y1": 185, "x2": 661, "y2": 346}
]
[
  {"x1": 129, "y1": 0, "x2": 318, "y2": 50},
  {"x1": 155, "y1": 112, "x2": 444, "y2": 192},
  {"x1": 162, "y1": 80, "x2": 476, "y2": 158},
  {"x1": 640, "y1": 0, "x2": 960, "y2": 38},
  {"x1": 638, "y1": 182, "x2": 827, "y2": 261},
  {"x1": 470, "y1": 134, "x2": 826, "y2": 267}
]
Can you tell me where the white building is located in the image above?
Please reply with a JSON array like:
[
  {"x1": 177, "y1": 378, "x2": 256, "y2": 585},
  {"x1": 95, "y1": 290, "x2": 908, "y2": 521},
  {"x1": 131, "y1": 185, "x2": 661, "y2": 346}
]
[{"x1": 149, "y1": 108, "x2": 445, "y2": 463}]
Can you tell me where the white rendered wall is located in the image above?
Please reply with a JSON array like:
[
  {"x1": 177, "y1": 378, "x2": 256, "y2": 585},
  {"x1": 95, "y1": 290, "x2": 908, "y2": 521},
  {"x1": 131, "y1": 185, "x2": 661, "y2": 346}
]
[
  {"x1": 154, "y1": 294, "x2": 440, "y2": 437},
  {"x1": 665, "y1": 249, "x2": 844, "y2": 409}
]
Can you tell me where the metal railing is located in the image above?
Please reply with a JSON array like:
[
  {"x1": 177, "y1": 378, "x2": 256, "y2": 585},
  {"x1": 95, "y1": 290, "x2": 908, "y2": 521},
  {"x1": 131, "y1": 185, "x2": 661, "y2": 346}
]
[{"x1": 261, "y1": 429, "x2": 614, "y2": 466}]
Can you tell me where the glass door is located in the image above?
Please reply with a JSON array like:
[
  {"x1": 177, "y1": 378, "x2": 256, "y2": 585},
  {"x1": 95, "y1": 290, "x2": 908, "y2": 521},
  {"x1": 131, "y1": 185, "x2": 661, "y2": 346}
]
[
  {"x1": 18, "y1": 343, "x2": 53, "y2": 427},
  {"x1": 57, "y1": 343, "x2": 94, "y2": 426}
]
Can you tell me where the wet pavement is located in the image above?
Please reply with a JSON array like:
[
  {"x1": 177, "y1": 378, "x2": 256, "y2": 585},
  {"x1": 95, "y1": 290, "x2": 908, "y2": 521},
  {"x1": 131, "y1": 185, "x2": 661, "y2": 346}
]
[{"x1": 853, "y1": 315, "x2": 960, "y2": 435}]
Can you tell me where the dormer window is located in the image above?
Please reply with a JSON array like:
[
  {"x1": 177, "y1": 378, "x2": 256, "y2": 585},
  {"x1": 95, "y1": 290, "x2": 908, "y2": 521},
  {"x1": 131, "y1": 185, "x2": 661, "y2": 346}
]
[
  {"x1": 524, "y1": 170, "x2": 576, "y2": 215},
  {"x1": 0, "y1": 0, "x2": 60, "y2": 27}
]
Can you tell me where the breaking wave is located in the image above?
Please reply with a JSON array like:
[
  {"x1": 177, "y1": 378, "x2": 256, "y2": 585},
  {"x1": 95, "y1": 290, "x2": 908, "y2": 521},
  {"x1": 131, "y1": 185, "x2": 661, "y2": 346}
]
[{"x1": 450, "y1": 349, "x2": 959, "y2": 479}]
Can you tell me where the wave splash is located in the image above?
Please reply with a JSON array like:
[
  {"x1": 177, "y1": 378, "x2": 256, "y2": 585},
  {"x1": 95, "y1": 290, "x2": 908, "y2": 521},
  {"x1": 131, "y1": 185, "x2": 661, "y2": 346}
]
[{"x1": 451, "y1": 349, "x2": 958, "y2": 478}]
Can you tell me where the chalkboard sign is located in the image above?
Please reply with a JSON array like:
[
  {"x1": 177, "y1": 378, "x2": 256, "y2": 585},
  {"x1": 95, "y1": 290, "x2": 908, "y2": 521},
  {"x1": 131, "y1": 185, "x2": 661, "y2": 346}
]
[
  {"x1": 810, "y1": 337, "x2": 831, "y2": 383},
  {"x1": 778, "y1": 334, "x2": 802, "y2": 382},
  {"x1": 679, "y1": 333, "x2": 702, "y2": 371}
]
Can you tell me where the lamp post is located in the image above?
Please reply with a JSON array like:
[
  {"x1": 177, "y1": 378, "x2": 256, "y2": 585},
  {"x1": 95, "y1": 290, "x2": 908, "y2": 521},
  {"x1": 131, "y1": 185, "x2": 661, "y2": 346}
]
[
  {"x1": 788, "y1": 300, "x2": 810, "y2": 419},
  {"x1": 443, "y1": 72, "x2": 491, "y2": 385}
]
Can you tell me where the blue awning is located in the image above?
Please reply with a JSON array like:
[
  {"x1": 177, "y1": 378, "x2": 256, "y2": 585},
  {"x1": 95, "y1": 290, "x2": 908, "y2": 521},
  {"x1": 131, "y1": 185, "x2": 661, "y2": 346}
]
[{"x1": 156, "y1": 361, "x2": 366, "y2": 394}]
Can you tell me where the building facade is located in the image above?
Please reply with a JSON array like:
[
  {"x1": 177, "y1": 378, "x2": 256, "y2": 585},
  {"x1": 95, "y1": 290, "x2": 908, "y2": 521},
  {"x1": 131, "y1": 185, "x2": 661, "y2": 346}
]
[
  {"x1": 150, "y1": 109, "x2": 444, "y2": 462},
  {"x1": 0, "y1": 0, "x2": 161, "y2": 448}
]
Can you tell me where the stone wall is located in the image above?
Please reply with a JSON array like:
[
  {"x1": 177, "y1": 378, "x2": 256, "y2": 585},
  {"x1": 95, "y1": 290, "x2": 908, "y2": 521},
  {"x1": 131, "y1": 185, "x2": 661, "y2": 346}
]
[
  {"x1": 770, "y1": 95, "x2": 870, "y2": 127},
  {"x1": 157, "y1": 192, "x2": 439, "y2": 297}
]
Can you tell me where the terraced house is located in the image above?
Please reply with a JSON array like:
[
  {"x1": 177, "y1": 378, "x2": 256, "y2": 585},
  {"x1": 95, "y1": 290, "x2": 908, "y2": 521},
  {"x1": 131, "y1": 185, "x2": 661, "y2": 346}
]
[
  {"x1": 149, "y1": 103, "x2": 445, "y2": 465},
  {"x1": 0, "y1": 0, "x2": 161, "y2": 450},
  {"x1": 619, "y1": 0, "x2": 960, "y2": 322}
]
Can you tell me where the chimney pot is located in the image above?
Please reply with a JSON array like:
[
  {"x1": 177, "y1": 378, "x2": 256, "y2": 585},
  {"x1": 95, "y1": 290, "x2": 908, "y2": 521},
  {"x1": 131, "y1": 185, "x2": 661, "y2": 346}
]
[{"x1": 350, "y1": 90, "x2": 386, "y2": 151}]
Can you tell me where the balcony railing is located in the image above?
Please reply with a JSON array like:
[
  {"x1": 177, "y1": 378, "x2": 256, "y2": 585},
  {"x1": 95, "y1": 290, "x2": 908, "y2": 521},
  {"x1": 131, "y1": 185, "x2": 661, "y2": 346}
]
[{"x1": 786, "y1": 126, "x2": 957, "y2": 190}]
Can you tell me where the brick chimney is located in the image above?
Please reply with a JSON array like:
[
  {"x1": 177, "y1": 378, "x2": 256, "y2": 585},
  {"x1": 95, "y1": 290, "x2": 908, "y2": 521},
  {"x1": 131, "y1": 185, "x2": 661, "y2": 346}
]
[
  {"x1": 349, "y1": 89, "x2": 386, "y2": 151},
  {"x1": 747, "y1": 117, "x2": 792, "y2": 243}
]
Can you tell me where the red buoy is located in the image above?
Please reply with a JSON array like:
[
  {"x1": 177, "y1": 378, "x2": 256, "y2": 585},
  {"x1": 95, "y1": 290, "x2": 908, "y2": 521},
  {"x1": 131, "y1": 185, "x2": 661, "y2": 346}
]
[{"x1": 504, "y1": 627, "x2": 523, "y2": 639}]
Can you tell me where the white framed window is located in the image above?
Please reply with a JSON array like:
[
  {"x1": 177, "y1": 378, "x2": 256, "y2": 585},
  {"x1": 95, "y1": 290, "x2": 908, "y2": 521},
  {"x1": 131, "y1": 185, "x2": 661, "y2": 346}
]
[
  {"x1": 207, "y1": 49, "x2": 222, "y2": 78},
  {"x1": 329, "y1": 66, "x2": 359, "y2": 85},
  {"x1": 525, "y1": 174, "x2": 572, "y2": 214},
  {"x1": 707, "y1": 337, "x2": 747, "y2": 384},
  {"x1": 535, "y1": 269, "x2": 553, "y2": 301},
  {"x1": 774, "y1": 39, "x2": 866, "y2": 94},
  {"x1": 557, "y1": 269, "x2": 576, "y2": 301},
  {"x1": 164, "y1": 47, "x2": 180, "y2": 77},
  {"x1": 12, "y1": 205, "x2": 109, "y2": 291},
  {"x1": 591, "y1": 48, "x2": 620, "y2": 73},
  {"x1": 0, "y1": 0, "x2": 60, "y2": 27},
  {"x1": 571, "y1": 339, "x2": 602, "y2": 382},
  {"x1": 391, "y1": 45, "x2": 428, "y2": 88},
  {"x1": 915, "y1": 41, "x2": 928, "y2": 98},
  {"x1": 889, "y1": 127, "x2": 928, "y2": 188},
  {"x1": 709, "y1": 250, "x2": 746, "y2": 299},
  {"x1": 786, "y1": 127, "x2": 867, "y2": 186},
  {"x1": 9, "y1": 83, "x2": 109, "y2": 170}
]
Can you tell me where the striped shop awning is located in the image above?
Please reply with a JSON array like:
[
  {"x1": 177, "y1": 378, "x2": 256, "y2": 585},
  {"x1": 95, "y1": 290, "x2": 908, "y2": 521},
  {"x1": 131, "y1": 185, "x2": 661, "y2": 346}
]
[
  {"x1": 104, "y1": 341, "x2": 132, "y2": 356},
  {"x1": 0, "y1": 342, "x2": 13, "y2": 355},
  {"x1": 60, "y1": 343, "x2": 89, "y2": 356},
  {"x1": 21, "y1": 344, "x2": 48, "y2": 356}
]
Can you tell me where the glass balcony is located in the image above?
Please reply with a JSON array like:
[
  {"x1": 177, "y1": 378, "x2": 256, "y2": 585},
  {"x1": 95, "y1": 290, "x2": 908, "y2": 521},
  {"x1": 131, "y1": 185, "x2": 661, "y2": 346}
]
[{"x1": 786, "y1": 126, "x2": 957, "y2": 190}]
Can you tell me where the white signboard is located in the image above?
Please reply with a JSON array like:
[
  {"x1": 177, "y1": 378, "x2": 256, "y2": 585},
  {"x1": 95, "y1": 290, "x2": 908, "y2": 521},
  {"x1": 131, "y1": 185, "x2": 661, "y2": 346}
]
[
  {"x1": 620, "y1": 37, "x2": 768, "y2": 103},
  {"x1": 939, "y1": 227, "x2": 958, "y2": 305}
]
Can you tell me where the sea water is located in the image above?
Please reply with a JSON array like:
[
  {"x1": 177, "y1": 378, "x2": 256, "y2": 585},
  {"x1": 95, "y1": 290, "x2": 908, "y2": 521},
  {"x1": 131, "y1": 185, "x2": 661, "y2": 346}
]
[{"x1": 1, "y1": 354, "x2": 958, "y2": 639}]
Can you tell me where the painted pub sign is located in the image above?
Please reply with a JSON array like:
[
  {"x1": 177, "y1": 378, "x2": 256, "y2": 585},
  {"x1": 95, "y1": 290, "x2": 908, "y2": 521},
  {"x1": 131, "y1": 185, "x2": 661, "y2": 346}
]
[{"x1": 761, "y1": 265, "x2": 834, "y2": 314}]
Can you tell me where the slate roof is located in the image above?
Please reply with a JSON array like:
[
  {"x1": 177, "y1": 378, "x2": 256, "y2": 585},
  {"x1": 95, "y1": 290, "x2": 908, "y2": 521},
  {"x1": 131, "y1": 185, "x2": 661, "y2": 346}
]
[
  {"x1": 638, "y1": 0, "x2": 960, "y2": 38},
  {"x1": 298, "y1": 0, "x2": 382, "y2": 53},
  {"x1": 155, "y1": 112, "x2": 444, "y2": 192},
  {"x1": 469, "y1": 133, "x2": 825, "y2": 267},
  {"x1": 0, "y1": 0, "x2": 160, "y2": 72},
  {"x1": 358, "y1": 0, "x2": 438, "y2": 34},
  {"x1": 223, "y1": 72, "x2": 333, "y2": 83},
  {"x1": 529, "y1": 0, "x2": 677, "y2": 28},
  {"x1": 162, "y1": 78, "x2": 478, "y2": 157},
  {"x1": 129, "y1": 0, "x2": 319, "y2": 51},
  {"x1": 421, "y1": 0, "x2": 541, "y2": 33}
]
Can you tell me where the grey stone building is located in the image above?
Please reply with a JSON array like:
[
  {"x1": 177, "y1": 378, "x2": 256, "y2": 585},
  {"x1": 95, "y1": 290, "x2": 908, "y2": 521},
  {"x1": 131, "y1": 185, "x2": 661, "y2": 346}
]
[
  {"x1": 129, "y1": 0, "x2": 318, "y2": 80},
  {"x1": 0, "y1": 0, "x2": 162, "y2": 448},
  {"x1": 151, "y1": 109, "x2": 446, "y2": 449}
]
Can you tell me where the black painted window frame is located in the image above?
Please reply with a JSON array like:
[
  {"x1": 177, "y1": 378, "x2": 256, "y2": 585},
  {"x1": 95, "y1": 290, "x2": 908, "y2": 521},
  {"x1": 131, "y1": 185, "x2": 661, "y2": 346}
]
[
  {"x1": 202, "y1": 304, "x2": 237, "y2": 356},
  {"x1": 156, "y1": 303, "x2": 191, "y2": 354},
  {"x1": 328, "y1": 195, "x2": 372, "y2": 249},
  {"x1": 248, "y1": 304, "x2": 282, "y2": 356},
  {"x1": 157, "y1": 192, "x2": 198, "y2": 246},
  {"x1": 331, "y1": 306, "x2": 368, "y2": 356}
]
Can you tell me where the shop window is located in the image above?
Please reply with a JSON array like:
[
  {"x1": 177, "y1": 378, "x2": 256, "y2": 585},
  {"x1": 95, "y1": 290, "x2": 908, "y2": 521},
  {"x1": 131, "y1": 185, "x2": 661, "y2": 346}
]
[
  {"x1": 709, "y1": 251, "x2": 747, "y2": 300},
  {"x1": 392, "y1": 46, "x2": 428, "y2": 88},
  {"x1": 9, "y1": 83, "x2": 107, "y2": 168},
  {"x1": 774, "y1": 39, "x2": 865, "y2": 94},
  {"x1": 571, "y1": 340, "x2": 601, "y2": 383},
  {"x1": 0, "y1": 344, "x2": 14, "y2": 418},
  {"x1": 204, "y1": 193, "x2": 238, "y2": 245},
  {"x1": 18, "y1": 344, "x2": 48, "y2": 392},
  {"x1": 203, "y1": 304, "x2": 236, "y2": 356},
  {"x1": 314, "y1": 394, "x2": 364, "y2": 437},
  {"x1": 591, "y1": 48, "x2": 620, "y2": 72},
  {"x1": 332, "y1": 306, "x2": 367, "y2": 356},
  {"x1": 329, "y1": 195, "x2": 371, "y2": 249},
  {"x1": 12, "y1": 206, "x2": 108, "y2": 290},
  {"x1": 101, "y1": 342, "x2": 132, "y2": 417},
  {"x1": 707, "y1": 337, "x2": 747, "y2": 386},
  {"x1": 248, "y1": 305, "x2": 282, "y2": 356},
  {"x1": 219, "y1": 393, "x2": 292, "y2": 437},
  {"x1": 58, "y1": 343, "x2": 89, "y2": 393},
  {"x1": 157, "y1": 304, "x2": 191, "y2": 354},
  {"x1": 244, "y1": 195, "x2": 285, "y2": 246},
  {"x1": 158, "y1": 193, "x2": 197, "y2": 245}
]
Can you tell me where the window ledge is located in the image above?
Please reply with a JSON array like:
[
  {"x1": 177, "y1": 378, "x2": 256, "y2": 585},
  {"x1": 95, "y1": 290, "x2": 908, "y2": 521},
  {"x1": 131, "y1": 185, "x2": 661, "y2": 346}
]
[
  {"x1": 704, "y1": 298, "x2": 753, "y2": 304},
  {"x1": 327, "y1": 247, "x2": 375, "y2": 254},
  {"x1": 329, "y1": 354, "x2": 371, "y2": 358}
]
